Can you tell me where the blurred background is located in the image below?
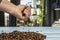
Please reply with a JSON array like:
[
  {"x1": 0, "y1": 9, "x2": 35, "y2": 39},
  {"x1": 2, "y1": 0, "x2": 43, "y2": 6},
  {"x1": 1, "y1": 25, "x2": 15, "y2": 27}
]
[{"x1": 0, "y1": 0, "x2": 60, "y2": 27}]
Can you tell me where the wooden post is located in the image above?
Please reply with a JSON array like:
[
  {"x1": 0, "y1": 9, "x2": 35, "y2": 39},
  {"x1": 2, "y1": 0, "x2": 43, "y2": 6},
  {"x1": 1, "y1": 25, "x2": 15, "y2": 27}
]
[
  {"x1": 43, "y1": 0, "x2": 51, "y2": 26},
  {"x1": 0, "y1": 11, "x2": 4, "y2": 26}
]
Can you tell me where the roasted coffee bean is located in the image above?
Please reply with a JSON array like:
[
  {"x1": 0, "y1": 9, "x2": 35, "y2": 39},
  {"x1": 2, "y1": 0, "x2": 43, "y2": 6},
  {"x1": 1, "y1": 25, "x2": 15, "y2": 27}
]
[{"x1": 0, "y1": 31, "x2": 45, "y2": 40}]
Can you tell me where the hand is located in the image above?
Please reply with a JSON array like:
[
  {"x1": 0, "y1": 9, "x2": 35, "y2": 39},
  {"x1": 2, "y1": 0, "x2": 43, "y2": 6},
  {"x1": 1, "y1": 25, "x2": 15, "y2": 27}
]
[
  {"x1": 0, "y1": 0, "x2": 31, "y2": 20},
  {"x1": 14, "y1": 5, "x2": 31, "y2": 20}
]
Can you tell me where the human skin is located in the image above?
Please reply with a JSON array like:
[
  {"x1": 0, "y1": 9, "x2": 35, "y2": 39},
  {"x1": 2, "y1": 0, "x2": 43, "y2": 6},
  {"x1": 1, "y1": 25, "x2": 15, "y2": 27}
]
[{"x1": 0, "y1": 0, "x2": 31, "y2": 20}]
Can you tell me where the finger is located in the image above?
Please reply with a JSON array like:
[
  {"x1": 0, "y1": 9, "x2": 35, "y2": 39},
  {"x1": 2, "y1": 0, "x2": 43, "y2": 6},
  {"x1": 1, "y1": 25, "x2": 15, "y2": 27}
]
[
  {"x1": 24, "y1": 9, "x2": 31, "y2": 19},
  {"x1": 25, "y1": 9, "x2": 31, "y2": 16},
  {"x1": 20, "y1": 14, "x2": 26, "y2": 20},
  {"x1": 15, "y1": 11, "x2": 25, "y2": 20},
  {"x1": 26, "y1": 6, "x2": 31, "y2": 11}
]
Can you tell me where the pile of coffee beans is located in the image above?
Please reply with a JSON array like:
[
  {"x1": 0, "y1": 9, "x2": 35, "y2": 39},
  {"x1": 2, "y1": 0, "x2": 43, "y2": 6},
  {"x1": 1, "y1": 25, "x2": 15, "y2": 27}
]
[{"x1": 0, "y1": 31, "x2": 46, "y2": 40}]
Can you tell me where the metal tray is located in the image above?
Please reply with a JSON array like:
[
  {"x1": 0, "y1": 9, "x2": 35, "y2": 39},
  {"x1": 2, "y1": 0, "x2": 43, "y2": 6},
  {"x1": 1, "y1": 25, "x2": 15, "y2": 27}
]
[{"x1": 0, "y1": 27, "x2": 46, "y2": 39}]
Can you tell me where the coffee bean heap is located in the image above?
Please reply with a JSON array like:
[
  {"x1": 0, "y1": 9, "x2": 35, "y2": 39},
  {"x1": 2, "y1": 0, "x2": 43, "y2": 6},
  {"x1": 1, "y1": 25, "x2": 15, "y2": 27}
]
[{"x1": 0, "y1": 31, "x2": 45, "y2": 40}]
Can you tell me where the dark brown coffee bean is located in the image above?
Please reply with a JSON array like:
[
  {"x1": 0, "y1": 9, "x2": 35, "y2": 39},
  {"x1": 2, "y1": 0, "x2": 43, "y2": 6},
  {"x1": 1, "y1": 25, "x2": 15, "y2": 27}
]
[{"x1": 0, "y1": 31, "x2": 45, "y2": 40}]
